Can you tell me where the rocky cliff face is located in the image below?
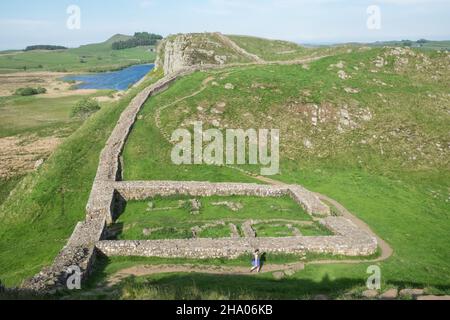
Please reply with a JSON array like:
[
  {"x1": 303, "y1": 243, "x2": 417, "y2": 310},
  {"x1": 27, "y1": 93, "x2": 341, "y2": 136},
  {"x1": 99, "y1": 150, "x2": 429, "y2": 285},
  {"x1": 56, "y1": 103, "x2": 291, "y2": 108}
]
[{"x1": 156, "y1": 33, "x2": 253, "y2": 75}]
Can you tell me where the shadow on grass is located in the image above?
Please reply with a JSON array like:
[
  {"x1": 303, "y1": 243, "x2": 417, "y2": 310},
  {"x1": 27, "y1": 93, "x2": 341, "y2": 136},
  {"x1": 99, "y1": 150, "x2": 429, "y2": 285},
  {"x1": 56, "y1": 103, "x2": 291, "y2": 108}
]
[{"x1": 68, "y1": 255, "x2": 450, "y2": 300}]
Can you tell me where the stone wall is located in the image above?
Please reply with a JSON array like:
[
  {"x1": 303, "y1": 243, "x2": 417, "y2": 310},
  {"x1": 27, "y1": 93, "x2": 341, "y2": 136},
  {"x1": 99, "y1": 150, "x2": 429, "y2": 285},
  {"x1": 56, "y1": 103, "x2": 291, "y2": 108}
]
[
  {"x1": 96, "y1": 217, "x2": 377, "y2": 259},
  {"x1": 113, "y1": 181, "x2": 330, "y2": 217},
  {"x1": 86, "y1": 71, "x2": 190, "y2": 224},
  {"x1": 22, "y1": 215, "x2": 106, "y2": 292}
]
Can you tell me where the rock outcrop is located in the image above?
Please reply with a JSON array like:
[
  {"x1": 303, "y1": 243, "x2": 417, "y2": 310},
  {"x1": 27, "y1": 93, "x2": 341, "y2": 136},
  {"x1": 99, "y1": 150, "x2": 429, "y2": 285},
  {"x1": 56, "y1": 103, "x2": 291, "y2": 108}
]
[{"x1": 156, "y1": 33, "x2": 258, "y2": 75}]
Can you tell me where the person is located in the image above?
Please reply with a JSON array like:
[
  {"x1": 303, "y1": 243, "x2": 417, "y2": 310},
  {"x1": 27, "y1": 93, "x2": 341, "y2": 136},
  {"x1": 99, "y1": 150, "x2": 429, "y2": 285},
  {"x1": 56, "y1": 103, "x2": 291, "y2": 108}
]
[{"x1": 250, "y1": 249, "x2": 262, "y2": 273}]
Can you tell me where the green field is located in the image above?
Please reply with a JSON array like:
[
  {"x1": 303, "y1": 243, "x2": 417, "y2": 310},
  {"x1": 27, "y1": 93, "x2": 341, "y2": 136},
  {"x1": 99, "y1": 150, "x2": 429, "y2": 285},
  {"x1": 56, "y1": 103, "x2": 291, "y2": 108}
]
[
  {"x1": 0, "y1": 93, "x2": 114, "y2": 138},
  {"x1": 0, "y1": 35, "x2": 156, "y2": 73}
]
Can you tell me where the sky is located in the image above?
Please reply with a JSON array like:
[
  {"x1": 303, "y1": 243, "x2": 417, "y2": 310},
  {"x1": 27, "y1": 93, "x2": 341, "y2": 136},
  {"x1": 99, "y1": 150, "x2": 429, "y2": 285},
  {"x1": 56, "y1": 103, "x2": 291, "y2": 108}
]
[{"x1": 0, "y1": 0, "x2": 450, "y2": 50}]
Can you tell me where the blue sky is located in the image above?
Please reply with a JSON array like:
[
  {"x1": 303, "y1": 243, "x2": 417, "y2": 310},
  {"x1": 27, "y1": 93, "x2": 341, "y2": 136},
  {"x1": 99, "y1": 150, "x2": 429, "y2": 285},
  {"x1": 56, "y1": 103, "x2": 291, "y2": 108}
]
[{"x1": 1, "y1": 0, "x2": 449, "y2": 50}]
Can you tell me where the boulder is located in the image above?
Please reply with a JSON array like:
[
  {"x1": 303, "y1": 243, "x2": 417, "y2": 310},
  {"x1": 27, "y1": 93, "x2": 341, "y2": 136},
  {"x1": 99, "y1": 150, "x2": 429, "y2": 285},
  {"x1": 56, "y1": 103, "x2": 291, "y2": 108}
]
[
  {"x1": 380, "y1": 289, "x2": 398, "y2": 300},
  {"x1": 224, "y1": 83, "x2": 235, "y2": 90},
  {"x1": 361, "y1": 289, "x2": 379, "y2": 299},
  {"x1": 399, "y1": 289, "x2": 424, "y2": 298}
]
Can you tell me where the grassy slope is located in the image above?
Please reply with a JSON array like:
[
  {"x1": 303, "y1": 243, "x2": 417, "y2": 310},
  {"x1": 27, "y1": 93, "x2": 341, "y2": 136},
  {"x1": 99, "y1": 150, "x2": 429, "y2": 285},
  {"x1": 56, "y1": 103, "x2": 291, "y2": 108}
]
[
  {"x1": 0, "y1": 176, "x2": 23, "y2": 207},
  {"x1": 117, "y1": 47, "x2": 450, "y2": 296},
  {"x1": 0, "y1": 72, "x2": 162, "y2": 287},
  {"x1": 123, "y1": 71, "x2": 258, "y2": 183},
  {"x1": 369, "y1": 40, "x2": 450, "y2": 51},
  {"x1": 0, "y1": 35, "x2": 156, "y2": 73},
  {"x1": 228, "y1": 35, "x2": 308, "y2": 61},
  {"x1": 0, "y1": 92, "x2": 114, "y2": 138}
]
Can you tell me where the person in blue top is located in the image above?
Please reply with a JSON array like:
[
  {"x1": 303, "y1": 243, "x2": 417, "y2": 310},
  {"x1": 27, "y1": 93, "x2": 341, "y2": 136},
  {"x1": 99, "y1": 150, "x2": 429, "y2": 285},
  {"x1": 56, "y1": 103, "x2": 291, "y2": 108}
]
[{"x1": 250, "y1": 249, "x2": 262, "y2": 273}]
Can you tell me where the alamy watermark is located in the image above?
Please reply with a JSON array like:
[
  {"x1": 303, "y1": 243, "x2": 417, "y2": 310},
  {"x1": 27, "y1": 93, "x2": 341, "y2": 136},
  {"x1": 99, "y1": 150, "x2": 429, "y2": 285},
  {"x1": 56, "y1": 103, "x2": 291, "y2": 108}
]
[
  {"x1": 66, "y1": 265, "x2": 82, "y2": 290},
  {"x1": 367, "y1": 5, "x2": 381, "y2": 30},
  {"x1": 171, "y1": 122, "x2": 280, "y2": 176},
  {"x1": 67, "y1": 5, "x2": 81, "y2": 30},
  {"x1": 366, "y1": 265, "x2": 381, "y2": 290}
]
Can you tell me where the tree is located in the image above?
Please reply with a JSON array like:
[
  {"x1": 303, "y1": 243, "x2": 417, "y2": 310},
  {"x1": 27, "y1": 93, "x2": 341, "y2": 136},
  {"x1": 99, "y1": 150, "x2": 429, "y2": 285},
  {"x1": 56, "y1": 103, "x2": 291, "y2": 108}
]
[
  {"x1": 70, "y1": 98, "x2": 101, "y2": 119},
  {"x1": 14, "y1": 87, "x2": 47, "y2": 96},
  {"x1": 112, "y1": 32, "x2": 163, "y2": 50},
  {"x1": 25, "y1": 45, "x2": 67, "y2": 51},
  {"x1": 402, "y1": 40, "x2": 413, "y2": 47}
]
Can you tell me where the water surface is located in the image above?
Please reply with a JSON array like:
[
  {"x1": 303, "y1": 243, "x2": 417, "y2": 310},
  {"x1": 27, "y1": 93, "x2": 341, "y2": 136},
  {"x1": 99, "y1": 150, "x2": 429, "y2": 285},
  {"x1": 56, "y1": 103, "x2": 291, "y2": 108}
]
[{"x1": 64, "y1": 64, "x2": 155, "y2": 90}]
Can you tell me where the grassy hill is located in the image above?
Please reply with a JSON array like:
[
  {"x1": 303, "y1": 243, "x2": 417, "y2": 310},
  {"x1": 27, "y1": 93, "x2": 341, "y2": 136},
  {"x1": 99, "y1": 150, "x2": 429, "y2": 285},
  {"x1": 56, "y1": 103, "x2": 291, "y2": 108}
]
[
  {"x1": 118, "y1": 45, "x2": 450, "y2": 298},
  {"x1": 367, "y1": 40, "x2": 450, "y2": 51},
  {"x1": 0, "y1": 34, "x2": 156, "y2": 73},
  {"x1": 227, "y1": 35, "x2": 309, "y2": 61},
  {"x1": 0, "y1": 33, "x2": 449, "y2": 299}
]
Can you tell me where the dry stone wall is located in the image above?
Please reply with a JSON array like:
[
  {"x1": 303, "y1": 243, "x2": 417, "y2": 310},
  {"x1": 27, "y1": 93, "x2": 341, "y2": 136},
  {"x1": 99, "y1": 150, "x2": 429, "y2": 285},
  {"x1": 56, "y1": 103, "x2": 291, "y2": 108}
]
[
  {"x1": 96, "y1": 217, "x2": 377, "y2": 259},
  {"x1": 22, "y1": 215, "x2": 106, "y2": 292},
  {"x1": 113, "y1": 181, "x2": 330, "y2": 217}
]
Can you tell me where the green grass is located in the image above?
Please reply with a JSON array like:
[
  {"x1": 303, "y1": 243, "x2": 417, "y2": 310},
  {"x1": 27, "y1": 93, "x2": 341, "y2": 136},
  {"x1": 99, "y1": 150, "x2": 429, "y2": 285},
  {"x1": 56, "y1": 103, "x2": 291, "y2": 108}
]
[
  {"x1": 0, "y1": 72, "x2": 163, "y2": 287},
  {"x1": 143, "y1": 48, "x2": 449, "y2": 175},
  {"x1": 122, "y1": 71, "x2": 259, "y2": 183},
  {"x1": 198, "y1": 225, "x2": 233, "y2": 239},
  {"x1": 253, "y1": 222, "x2": 332, "y2": 237},
  {"x1": 0, "y1": 93, "x2": 112, "y2": 138},
  {"x1": 114, "y1": 195, "x2": 312, "y2": 240},
  {"x1": 0, "y1": 176, "x2": 24, "y2": 206},
  {"x1": 253, "y1": 223, "x2": 295, "y2": 237},
  {"x1": 228, "y1": 35, "x2": 309, "y2": 61},
  {"x1": 0, "y1": 35, "x2": 156, "y2": 73}
]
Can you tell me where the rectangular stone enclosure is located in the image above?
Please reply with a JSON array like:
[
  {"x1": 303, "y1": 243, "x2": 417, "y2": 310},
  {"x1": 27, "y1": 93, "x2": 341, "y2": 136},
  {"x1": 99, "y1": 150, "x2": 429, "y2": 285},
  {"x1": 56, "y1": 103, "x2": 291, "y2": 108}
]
[{"x1": 94, "y1": 181, "x2": 378, "y2": 259}]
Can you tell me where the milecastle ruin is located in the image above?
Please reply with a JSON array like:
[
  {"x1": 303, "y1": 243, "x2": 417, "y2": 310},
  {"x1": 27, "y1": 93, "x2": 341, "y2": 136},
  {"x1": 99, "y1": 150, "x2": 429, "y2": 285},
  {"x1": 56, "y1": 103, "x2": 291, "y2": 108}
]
[{"x1": 23, "y1": 45, "x2": 379, "y2": 292}]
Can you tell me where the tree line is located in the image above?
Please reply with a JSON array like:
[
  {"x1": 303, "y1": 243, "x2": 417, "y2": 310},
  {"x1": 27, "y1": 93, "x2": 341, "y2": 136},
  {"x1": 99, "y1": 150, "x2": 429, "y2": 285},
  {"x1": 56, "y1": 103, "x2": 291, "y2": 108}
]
[
  {"x1": 112, "y1": 32, "x2": 163, "y2": 50},
  {"x1": 25, "y1": 45, "x2": 67, "y2": 51}
]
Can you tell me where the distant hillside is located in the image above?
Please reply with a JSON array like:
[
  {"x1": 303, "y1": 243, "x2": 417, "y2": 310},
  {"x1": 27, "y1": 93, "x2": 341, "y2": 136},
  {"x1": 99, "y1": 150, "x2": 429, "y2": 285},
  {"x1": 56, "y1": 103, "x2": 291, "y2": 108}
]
[
  {"x1": 367, "y1": 39, "x2": 450, "y2": 51},
  {"x1": 105, "y1": 34, "x2": 134, "y2": 44},
  {"x1": 0, "y1": 34, "x2": 157, "y2": 73}
]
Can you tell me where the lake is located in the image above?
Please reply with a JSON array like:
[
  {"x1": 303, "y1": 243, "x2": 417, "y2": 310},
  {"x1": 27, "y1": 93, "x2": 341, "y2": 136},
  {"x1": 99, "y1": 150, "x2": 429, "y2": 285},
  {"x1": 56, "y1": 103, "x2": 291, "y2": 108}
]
[{"x1": 64, "y1": 64, "x2": 155, "y2": 90}]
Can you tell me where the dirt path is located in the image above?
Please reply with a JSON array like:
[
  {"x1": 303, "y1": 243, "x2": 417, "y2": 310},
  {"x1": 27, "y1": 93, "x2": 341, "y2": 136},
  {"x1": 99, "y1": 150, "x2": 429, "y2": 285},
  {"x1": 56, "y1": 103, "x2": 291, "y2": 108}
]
[
  {"x1": 251, "y1": 174, "x2": 394, "y2": 264},
  {"x1": 214, "y1": 33, "x2": 265, "y2": 63},
  {"x1": 107, "y1": 262, "x2": 306, "y2": 286}
]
